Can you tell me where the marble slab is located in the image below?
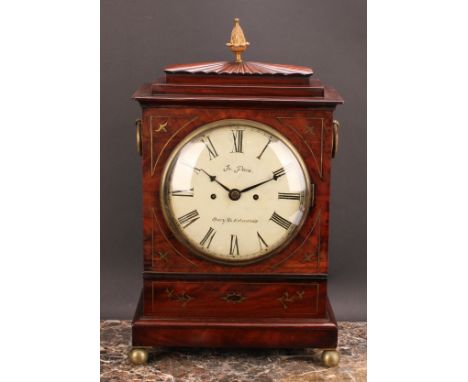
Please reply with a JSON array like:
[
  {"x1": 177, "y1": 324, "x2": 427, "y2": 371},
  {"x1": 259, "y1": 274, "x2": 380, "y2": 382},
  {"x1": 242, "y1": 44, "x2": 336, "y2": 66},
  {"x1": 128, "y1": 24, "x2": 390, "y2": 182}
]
[{"x1": 101, "y1": 320, "x2": 366, "y2": 382}]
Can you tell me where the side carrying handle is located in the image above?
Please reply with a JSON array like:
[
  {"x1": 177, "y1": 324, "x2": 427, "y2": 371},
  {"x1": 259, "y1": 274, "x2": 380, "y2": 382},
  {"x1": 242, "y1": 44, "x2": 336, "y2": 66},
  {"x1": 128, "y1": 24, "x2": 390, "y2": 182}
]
[
  {"x1": 332, "y1": 120, "x2": 340, "y2": 158},
  {"x1": 135, "y1": 119, "x2": 142, "y2": 156}
]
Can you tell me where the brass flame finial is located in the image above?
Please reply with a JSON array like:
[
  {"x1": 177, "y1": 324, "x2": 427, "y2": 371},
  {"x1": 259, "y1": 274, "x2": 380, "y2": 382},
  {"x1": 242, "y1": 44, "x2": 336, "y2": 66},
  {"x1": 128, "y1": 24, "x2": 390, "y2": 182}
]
[{"x1": 226, "y1": 18, "x2": 250, "y2": 63}]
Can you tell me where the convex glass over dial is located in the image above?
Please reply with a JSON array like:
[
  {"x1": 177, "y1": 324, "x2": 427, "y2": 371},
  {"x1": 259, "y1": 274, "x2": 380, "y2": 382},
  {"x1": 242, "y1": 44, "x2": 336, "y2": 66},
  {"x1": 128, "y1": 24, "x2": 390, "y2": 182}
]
[{"x1": 161, "y1": 119, "x2": 312, "y2": 263}]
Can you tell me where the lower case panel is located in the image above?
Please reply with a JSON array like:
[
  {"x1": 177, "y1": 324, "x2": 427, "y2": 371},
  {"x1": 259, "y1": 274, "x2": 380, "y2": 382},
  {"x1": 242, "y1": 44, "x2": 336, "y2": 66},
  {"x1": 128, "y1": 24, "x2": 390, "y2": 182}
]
[
  {"x1": 132, "y1": 279, "x2": 337, "y2": 349},
  {"x1": 143, "y1": 279, "x2": 327, "y2": 319}
]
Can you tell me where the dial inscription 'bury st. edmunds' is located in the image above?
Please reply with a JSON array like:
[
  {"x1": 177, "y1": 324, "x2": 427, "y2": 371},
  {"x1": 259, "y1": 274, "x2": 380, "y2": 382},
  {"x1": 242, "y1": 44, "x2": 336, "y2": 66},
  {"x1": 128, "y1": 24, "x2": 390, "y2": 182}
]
[{"x1": 162, "y1": 120, "x2": 312, "y2": 263}]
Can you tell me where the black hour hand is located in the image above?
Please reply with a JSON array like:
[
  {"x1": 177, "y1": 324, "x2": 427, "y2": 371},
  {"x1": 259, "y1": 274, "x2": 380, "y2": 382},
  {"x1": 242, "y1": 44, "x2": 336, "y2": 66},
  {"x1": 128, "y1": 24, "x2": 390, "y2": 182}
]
[{"x1": 197, "y1": 168, "x2": 232, "y2": 192}]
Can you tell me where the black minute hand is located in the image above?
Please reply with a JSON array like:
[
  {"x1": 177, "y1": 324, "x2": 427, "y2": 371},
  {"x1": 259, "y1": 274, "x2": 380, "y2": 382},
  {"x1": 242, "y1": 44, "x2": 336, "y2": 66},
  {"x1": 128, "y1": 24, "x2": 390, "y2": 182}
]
[
  {"x1": 196, "y1": 168, "x2": 232, "y2": 192},
  {"x1": 240, "y1": 178, "x2": 274, "y2": 193},
  {"x1": 240, "y1": 167, "x2": 287, "y2": 193}
]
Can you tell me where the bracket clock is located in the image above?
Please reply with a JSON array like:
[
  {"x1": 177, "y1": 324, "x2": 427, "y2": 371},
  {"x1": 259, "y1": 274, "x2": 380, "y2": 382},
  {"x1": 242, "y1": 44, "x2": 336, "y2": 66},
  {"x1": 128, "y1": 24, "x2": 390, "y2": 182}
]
[{"x1": 129, "y1": 19, "x2": 343, "y2": 367}]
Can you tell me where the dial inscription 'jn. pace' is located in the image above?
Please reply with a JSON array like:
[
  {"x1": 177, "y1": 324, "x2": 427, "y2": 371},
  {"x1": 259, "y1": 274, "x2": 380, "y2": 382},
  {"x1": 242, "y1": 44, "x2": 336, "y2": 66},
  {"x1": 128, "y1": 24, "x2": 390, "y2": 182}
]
[{"x1": 162, "y1": 120, "x2": 312, "y2": 263}]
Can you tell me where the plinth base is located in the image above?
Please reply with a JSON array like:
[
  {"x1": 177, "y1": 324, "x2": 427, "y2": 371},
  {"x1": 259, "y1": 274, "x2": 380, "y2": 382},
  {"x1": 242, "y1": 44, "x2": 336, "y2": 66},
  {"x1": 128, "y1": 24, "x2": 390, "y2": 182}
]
[{"x1": 131, "y1": 290, "x2": 338, "y2": 350}]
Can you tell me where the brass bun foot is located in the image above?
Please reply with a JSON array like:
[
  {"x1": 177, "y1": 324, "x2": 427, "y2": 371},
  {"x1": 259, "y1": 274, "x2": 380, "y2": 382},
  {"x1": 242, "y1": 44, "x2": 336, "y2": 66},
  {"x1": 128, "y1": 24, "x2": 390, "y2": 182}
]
[
  {"x1": 128, "y1": 348, "x2": 149, "y2": 365},
  {"x1": 322, "y1": 350, "x2": 340, "y2": 367}
]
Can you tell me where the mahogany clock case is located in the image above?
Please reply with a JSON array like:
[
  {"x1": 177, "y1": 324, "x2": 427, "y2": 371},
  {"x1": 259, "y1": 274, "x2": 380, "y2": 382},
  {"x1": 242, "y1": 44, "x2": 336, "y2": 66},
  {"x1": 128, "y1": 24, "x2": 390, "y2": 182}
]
[
  {"x1": 129, "y1": 46, "x2": 343, "y2": 349},
  {"x1": 101, "y1": 0, "x2": 366, "y2": 321},
  {"x1": 138, "y1": 107, "x2": 336, "y2": 275}
]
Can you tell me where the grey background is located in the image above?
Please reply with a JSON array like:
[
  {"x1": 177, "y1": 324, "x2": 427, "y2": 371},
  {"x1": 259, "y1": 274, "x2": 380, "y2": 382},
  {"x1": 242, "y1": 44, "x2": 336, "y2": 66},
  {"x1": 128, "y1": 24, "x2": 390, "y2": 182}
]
[{"x1": 101, "y1": 0, "x2": 366, "y2": 320}]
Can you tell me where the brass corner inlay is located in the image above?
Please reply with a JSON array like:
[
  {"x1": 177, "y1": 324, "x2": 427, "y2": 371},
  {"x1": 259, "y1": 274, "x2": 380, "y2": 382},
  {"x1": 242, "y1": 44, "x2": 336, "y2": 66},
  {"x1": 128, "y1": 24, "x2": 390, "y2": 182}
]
[
  {"x1": 165, "y1": 288, "x2": 193, "y2": 307},
  {"x1": 270, "y1": 210, "x2": 321, "y2": 270},
  {"x1": 222, "y1": 292, "x2": 246, "y2": 304},
  {"x1": 277, "y1": 290, "x2": 305, "y2": 309},
  {"x1": 275, "y1": 116, "x2": 325, "y2": 179},
  {"x1": 150, "y1": 116, "x2": 198, "y2": 176},
  {"x1": 152, "y1": 251, "x2": 169, "y2": 267},
  {"x1": 151, "y1": 207, "x2": 198, "y2": 268},
  {"x1": 155, "y1": 121, "x2": 168, "y2": 133},
  {"x1": 303, "y1": 252, "x2": 315, "y2": 262},
  {"x1": 304, "y1": 124, "x2": 316, "y2": 136}
]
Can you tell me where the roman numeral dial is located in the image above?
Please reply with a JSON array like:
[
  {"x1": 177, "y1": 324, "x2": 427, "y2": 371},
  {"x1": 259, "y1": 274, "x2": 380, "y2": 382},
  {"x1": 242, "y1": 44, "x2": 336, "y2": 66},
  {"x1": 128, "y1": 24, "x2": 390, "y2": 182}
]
[
  {"x1": 171, "y1": 188, "x2": 194, "y2": 197},
  {"x1": 199, "y1": 227, "x2": 216, "y2": 249},
  {"x1": 273, "y1": 167, "x2": 286, "y2": 180},
  {"x1": 231, "y1": 130, "x2": 244, "y2": 153},
  {"x1": 257, "y1": 137, "x2": 272, "y2": 159},
  {"x1": 163, "y1": 122, "x2": 311, "y2": 262},
  {"x1": 229, "y1": 234, "x2": 240, "y2": 256},
  {"x1": 270, "y1": 211, "x2": 293, "y2": 230},
  {"x1": 257, "y1": 231, "x2": 268, "y2": 251},
  {"x1": 201, "y1": 136, "x2": 219, "y2": 160},
  {"x1": 278, "y1": 192, "x2": 302, "y2": 201},
  {"x1": 177, "y1": 209, "x2": 200, "y2": 229}
]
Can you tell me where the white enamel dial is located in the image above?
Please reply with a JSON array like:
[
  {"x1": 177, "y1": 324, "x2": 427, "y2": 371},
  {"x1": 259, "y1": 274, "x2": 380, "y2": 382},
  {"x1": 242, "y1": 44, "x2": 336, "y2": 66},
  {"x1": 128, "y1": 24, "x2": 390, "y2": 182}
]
[{"x1": 161, "y1": 119, "x2": 311, "y2": 263}]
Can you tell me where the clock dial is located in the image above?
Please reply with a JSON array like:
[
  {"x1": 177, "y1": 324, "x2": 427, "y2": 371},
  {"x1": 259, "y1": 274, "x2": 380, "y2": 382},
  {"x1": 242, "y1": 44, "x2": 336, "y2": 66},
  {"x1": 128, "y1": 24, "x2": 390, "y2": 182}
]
[{"x1": 161, "y1": 119, "x2": 312, "y2": 263}]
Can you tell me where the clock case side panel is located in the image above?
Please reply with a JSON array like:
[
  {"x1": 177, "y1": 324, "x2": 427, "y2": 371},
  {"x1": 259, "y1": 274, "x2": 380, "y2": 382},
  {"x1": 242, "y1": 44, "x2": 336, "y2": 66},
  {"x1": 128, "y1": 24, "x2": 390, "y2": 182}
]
[{"x1": 138, "y1": 105, "x2": 336, "y2": 277}]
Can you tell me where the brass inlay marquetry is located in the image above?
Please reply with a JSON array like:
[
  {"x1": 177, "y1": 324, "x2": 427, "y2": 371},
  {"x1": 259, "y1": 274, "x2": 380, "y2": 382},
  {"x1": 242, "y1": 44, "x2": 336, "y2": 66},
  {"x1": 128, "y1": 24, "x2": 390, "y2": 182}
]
[
  {"x1": 151, "y1": 208, "x2": 198, "y2": 268},
  {"x1": 277, "y1": 290, "x2": 305, "y2": 309},
  {"x1": 158, "y1": 251, "x2": 168, "y2": 261},
  {"x1": 304, "y1": 124, "x2": 316, "y2": 136},
  {"x1": 222, "y1": 292, "x2": 246, "y2": 304},
  {"x1": 150, "y1": 116, "x2": 169, "y2": 177},
  {"x1": 303, "y1": 219, "x2": 321, "y2": 266},
  {"x1": 275, "y1": 117, "x2": 325, "y2": 179},
  {"x1": 165, "y1": 288, "x2": 193, "y2": 307},
  {"x1": 154, "y1": 121, "x2": 168, "y2": 133},
  {"x1": 270, "y1": 210, "x2": 321, "y2": 270},
  {"x1": 150, "y1": 116, "x2": 198, "y2": 176},
  {"x1": 151, "y1": 251, "x2": 169, "y2": 267}
]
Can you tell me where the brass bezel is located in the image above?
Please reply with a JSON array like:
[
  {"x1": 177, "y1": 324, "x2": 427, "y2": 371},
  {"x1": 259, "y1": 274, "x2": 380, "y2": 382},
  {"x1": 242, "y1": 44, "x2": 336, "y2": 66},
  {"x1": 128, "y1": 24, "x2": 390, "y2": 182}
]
[{"x1": 160, "y1": 119, "x2": 312, "y2": 266}]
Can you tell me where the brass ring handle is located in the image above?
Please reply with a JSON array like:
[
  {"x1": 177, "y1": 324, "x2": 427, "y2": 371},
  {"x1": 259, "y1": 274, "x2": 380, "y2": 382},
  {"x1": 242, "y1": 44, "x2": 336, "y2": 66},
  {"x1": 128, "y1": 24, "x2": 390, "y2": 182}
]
[
  {"x1": 332, "y1": 120, "x2": 340, "y2": 158},
  {"x1": 135, "y1": 119, "x2": 142, "y2": 156}
]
